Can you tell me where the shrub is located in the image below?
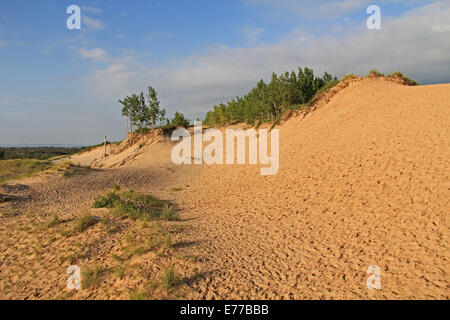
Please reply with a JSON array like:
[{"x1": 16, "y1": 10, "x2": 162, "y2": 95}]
[
  {"x1": 93, "y1": 192, "x2": 120, "y2": 208},
  {"x1": 170, "y1": 112, "x2": 191, "y2": 128}
]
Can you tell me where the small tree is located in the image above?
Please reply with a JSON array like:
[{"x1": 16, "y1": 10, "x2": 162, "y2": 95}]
[
  {"x1": 0, "y1": 148, "x2": 5, "y2": 160},
  {"x1": 147, "y1": 86, "x2": 166, "y2": 128},
  {"x1": 170, "y1": 112, "x2": 190, "y2": 128}
]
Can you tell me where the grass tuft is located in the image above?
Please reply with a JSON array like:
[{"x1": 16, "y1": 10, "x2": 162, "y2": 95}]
[
  {"x1": 368, "y1": 69, "x2": 385, "y2": 77},
  {"x1": 46, "y1": 213, "x2": 60, "y2": 228},
  {"x1": 161, "y1": 265, "x2": 178, "y2": 293},
  {"x1": 162, "y1": 204, "x2": 179, "y2": 221},
  {"x1": 389, "y1": 71, "x2": 419, "y2": 86},
  {"x1": 73, "y1": 213, "x2": 98, "y2": 233},
  {"x1": 81, "y1": 265, "x2": 101, "y2": 289}
]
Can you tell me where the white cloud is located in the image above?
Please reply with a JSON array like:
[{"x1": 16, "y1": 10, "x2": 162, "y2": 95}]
[
  {"x1": 81, "y1": 6, "x2": 103, "y2": 14},
  {"x1": 80, "y1": 48, "x2": 109, "y2": 61},
  {"x1": 244, "y1": 0, "x2": 436, "y2": 20},
  {"x1": 80, "y1": 1, "x2": 450, "y2": 120},
  {"x1": 82, "y1": 15, "x2": 106, "y2": 30},
  {"x1": 242, "y1": 24, "x2": 264, "y2": 44}
]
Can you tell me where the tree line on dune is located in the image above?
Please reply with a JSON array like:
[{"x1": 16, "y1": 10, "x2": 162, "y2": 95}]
[
  {"x1": 204, "y1": 67, "x2": 338, "y2": 126},
  {"x1": 118, "y1": 67, "x2": 419, "y2": 138}
]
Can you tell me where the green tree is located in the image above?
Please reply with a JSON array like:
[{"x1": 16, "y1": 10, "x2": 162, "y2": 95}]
[
  {"x1": 146, "y1": 86, "x2": 166, "y2": 128},
  {"x1": 0, "y1": 148, "x2": 5, "y2": 160},
  {"x1": 170, "y1": 112, "x2": 190, "y2": 128}
]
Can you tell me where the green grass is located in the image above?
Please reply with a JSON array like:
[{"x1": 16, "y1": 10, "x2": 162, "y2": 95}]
[
  {"x1": 341, "y1": 73, "x2": 358, "y2": 81},
  {"x1": 162, "y1": 204, "x2": 179, "y2": 221},
  {"x1": 0, "y1": 159, "x2": 53, "y2": 184},
  {"x1": 73, "y1": 213, "x2": 98, "y2": 233},
  {"x1": 0, "y1": 146, "x2": 83, "y2": 161},
  {"x1": 161, "y1": 265, "x2": 178, "y2": 293},
  {"x1": 114, "y1": 266, "x2": 125, "y2": 280},
  {"x1": 389, "y1": 71, "x2": 419, "y2": 86},
  {"x1": 129, "y1": 287, "x2": 149, "y2": 300},
  {"x1": 93, "y1": 188, "x2": 174, "y2": 221},
  {"x1": 46, "y1": 213, "x2": 60, "y2": 227},
  {"x1": 81, "y1": 265, "x2": 101, "y2": 289},
  {"x1": 368, "y1": 69, "x2": 385, "y2": 77}
]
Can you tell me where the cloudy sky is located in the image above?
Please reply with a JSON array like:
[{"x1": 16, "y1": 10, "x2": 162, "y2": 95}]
[{"x1": 1, "y1": 0, "x2": 449, "y2": 145}]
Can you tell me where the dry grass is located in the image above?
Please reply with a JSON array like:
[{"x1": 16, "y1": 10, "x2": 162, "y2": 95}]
[{"x1": 0, "y1": 159, "x2": 53, "y2": 184}]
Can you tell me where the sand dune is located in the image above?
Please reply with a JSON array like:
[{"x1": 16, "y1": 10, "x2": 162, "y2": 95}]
[
  {"x1": 1, "y1": 77, "x2": 448, "y2": 299},
  {"x1": 175, "y1": 78, "x2": 449, "y2": 299}
]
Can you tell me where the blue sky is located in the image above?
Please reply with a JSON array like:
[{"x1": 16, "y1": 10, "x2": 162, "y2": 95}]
[{"x1": 1, "y1": 0, "x2": 449, "y2": 145}]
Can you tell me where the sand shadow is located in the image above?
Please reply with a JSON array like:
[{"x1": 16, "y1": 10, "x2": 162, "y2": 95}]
[
  {"x1": 183, "y1": 269, "x2": 219, "y2": 286},
  {"x1": 173, "y1": 240, "x2": 205, "y2": 249}
]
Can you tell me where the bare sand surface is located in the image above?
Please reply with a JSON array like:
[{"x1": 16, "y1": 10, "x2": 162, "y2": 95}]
[
  {"x1": 0, "y1": 78, "x2": 448, "y2": 299},
  {"x1": 177, "y1": 78, "x2": 449, "y2": 299}
]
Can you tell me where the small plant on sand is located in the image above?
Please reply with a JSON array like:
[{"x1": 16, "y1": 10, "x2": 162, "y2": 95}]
[
  {"x1": 112, "y1": 183, "x2": 121, "y2": 191},
  {"x1": 82, "y1": 266, "x2": 101, "y2": 289},
  {"x1": 341, "y1": 74, "x2": 357, "y2": 81},
  {"x1": 162, "y1": 203, "x2": 179, "y2": 221},
  {"x1": 114, "y1": 266, "x2": 125, "y2": 280},
  {"x1": 368, "y1": 69, "x2": 384, "y2": 77},
  {"x1": 130, "y1": 287, "x2": 148, "y2": 300},
  {"x1": 46, "y1": 213, "x2": 60, "y2": 227},
  {"x1": 73, "y1": 212, "x2": 98, "y2": 233},
  {"x1": 93, "y1": 192, "x2": 120, "y2": 208},
  {"x1": 389, "y1": 71, "x2": 419, "y2": 86},
  {"x1": 161, "y1": 265, "x2": 178, "y2": 293}
]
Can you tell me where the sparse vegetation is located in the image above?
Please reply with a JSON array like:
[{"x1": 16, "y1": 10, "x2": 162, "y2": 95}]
[
  {"x1": 162, "y1": 204, "x2": 179, "y2": 221},
  {"x1": 368, "y1": 69, "x2": 385, "y2": 77},
  {"x1": 129, "y1": 287, "x2": 149, "y2": 300},
  {"x1": 0, "y1": 146, "x2": 83, "y2": 160},
  {"x1": 73, "y1": 213, "x2": 98, "y2": 233},
  {"x1": 114, "y1": 266, "x2": 125, "y2": 279},
  {"x1": 46, "y1": 213, "x2": 60, "y2": 227},
  {"x1": 82, "y1": 265, "x2": 101, "y2": 289},
  {"x1": 0, "y1": 159, "x2": 53, "y2": 184},
  {"x1": 389, "y1": 71, "x2": 419, "y2": 86},
  {"x1": 161, "y1": 265, "x2": 178, "y2": 293},
  {"x1": 93, "y1": 188, "x2": 175, "y2": 221},
  {"x1": 341, "y1": 73, "x2": 358, "y2": 81}
]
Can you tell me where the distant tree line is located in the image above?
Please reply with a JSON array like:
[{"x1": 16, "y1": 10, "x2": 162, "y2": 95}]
[
  {"x1": 204, "y1": 67, "x2": 338, "y2": 126},
  {"x1": 0, "y1": 147, "x2": 83, "y2": 160}
]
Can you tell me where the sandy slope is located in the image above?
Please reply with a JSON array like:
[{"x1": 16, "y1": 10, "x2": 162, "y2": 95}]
[
  {"x1": 1, "y1": 77, "x2": 448, "y2": 299},
  {"x1": 177, "y1": 78, "x2": 450, "y2": 299}
]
